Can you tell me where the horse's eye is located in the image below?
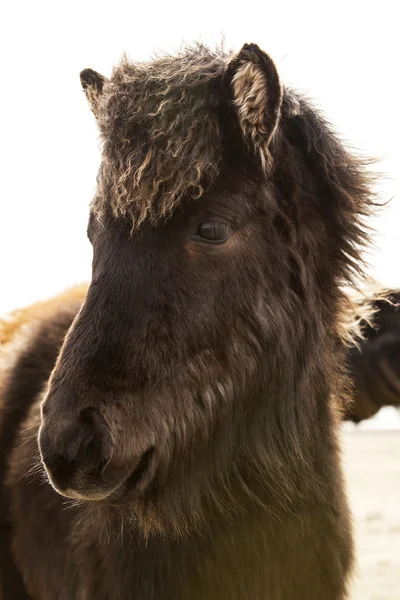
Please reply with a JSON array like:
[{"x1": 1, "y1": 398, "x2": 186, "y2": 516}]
[{"x1": 195, "y1": 220, "x2": 231, "y2": 243}]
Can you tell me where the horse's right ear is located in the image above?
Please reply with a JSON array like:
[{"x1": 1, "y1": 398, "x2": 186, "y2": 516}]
[{"x1": 80, "y1": 69, "x2": 107, "y2": 117}]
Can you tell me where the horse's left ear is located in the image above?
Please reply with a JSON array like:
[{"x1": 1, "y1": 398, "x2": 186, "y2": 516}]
[
  {"x1": 226, "y1": 44, "x2": 283, "y2": 170},
  {"x1": 80, "y1": 68, "x2": 107, "y2": 117}
]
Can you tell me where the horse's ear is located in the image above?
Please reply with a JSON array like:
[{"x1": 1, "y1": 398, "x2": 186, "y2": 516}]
[
  {"x1": 226, "y1": 44, "x2": 283, "y2": 170},
  {"x1": 80, "y1": 69, "x2": 107, "y2": 117}
]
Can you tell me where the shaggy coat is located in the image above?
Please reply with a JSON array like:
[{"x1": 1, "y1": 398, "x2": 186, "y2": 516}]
[{"x1": 0, "y1": 43, "x2": 376, "y2": 599}]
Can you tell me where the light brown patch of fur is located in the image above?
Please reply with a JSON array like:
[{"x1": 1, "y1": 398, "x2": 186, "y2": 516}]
[
  {"x1": 85, "y1": 86, "x2": 102, "y2": 115},
  {"x1": 341, "y1": 283, "x2": 395, "y2": 349},
  {"x1": 0, "y1": 285, "x2": 88, "y2": 348},
  {"x1": 232, "y1": 62, "x2": 280, "y2": 171},
  {"x1": 0, "y1": 285, "x2": 88, "y2": 411},
  {"x1": 0, "y1": 321, "x2": 39, "y2": 407}
]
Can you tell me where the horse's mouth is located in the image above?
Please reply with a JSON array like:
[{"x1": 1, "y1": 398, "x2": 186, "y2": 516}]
[{"x1": 120, "y1": 447, "x2": 155, "y2": 495}]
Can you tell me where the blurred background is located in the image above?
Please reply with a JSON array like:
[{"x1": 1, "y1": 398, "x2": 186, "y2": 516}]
[{"x1": 1, "y1": 2, "x2": 399, "y2": 597}]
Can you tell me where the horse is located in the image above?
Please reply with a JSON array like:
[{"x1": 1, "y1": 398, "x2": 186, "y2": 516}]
[
  {"x1": 0, "y1": 43, "x2": 375, "y2": 599},
  {"x1": 346, "y1": 290, "x2": 400, "y2": 422}
]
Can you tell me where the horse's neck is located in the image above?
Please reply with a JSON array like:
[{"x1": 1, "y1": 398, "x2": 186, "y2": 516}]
[{"x1": 78, "y1": 506, "x2": 275, "y2": 600}]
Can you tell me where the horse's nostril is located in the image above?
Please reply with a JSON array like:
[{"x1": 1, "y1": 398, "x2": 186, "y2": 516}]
[{"x1": 78, "y1": 406, "x2": 98, "y2": 427}]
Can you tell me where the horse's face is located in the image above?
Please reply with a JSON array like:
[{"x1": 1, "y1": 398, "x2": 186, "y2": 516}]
[
  {"x1": 39, "y1": 174, "x2": 284, "y2": 529},
  {"x1": 38, "y1": 44, "x2": 371, "y2": 536},
  {"x1": 38, "y1": 45, "x2": 289, "y2": 534}
]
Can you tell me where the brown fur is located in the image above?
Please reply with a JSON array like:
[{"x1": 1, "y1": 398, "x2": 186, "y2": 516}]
[
  {"x1": 86, "y1": 44, "x2": 227, "y2": 228},
  {"x1": 0, "y1": 43, "x2": 378, "y2": 599}
]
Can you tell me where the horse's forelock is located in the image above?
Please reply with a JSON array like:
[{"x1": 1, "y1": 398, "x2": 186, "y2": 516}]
[{"x1": 92, "y1": 46, "x2": 230, "y2": 228}]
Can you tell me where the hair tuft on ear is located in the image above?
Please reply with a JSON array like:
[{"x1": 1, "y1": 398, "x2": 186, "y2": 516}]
[{"x1": 227, "y1": 44, "x2": 283, "y2": 171}]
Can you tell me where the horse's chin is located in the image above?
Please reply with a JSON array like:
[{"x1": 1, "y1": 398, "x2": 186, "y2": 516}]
[
  {"x1": 44, "y1": 456, "x2": 205, "y2": 540},
  {"x1": 44, "y1": 470, "x2": 123, "y2": 502},
  {"x1": 51, "y1": 477, "x2": 205, "y2": 541}
]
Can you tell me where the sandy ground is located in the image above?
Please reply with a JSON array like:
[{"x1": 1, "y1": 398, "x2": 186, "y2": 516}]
[{"x1": 342, "y1": 430, "x2": 400, "y2": 600}]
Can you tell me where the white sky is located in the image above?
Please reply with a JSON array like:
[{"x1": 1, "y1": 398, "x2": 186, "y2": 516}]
[{"x1": 1, "y1": 0, "x2": 399, "y2": 314}]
